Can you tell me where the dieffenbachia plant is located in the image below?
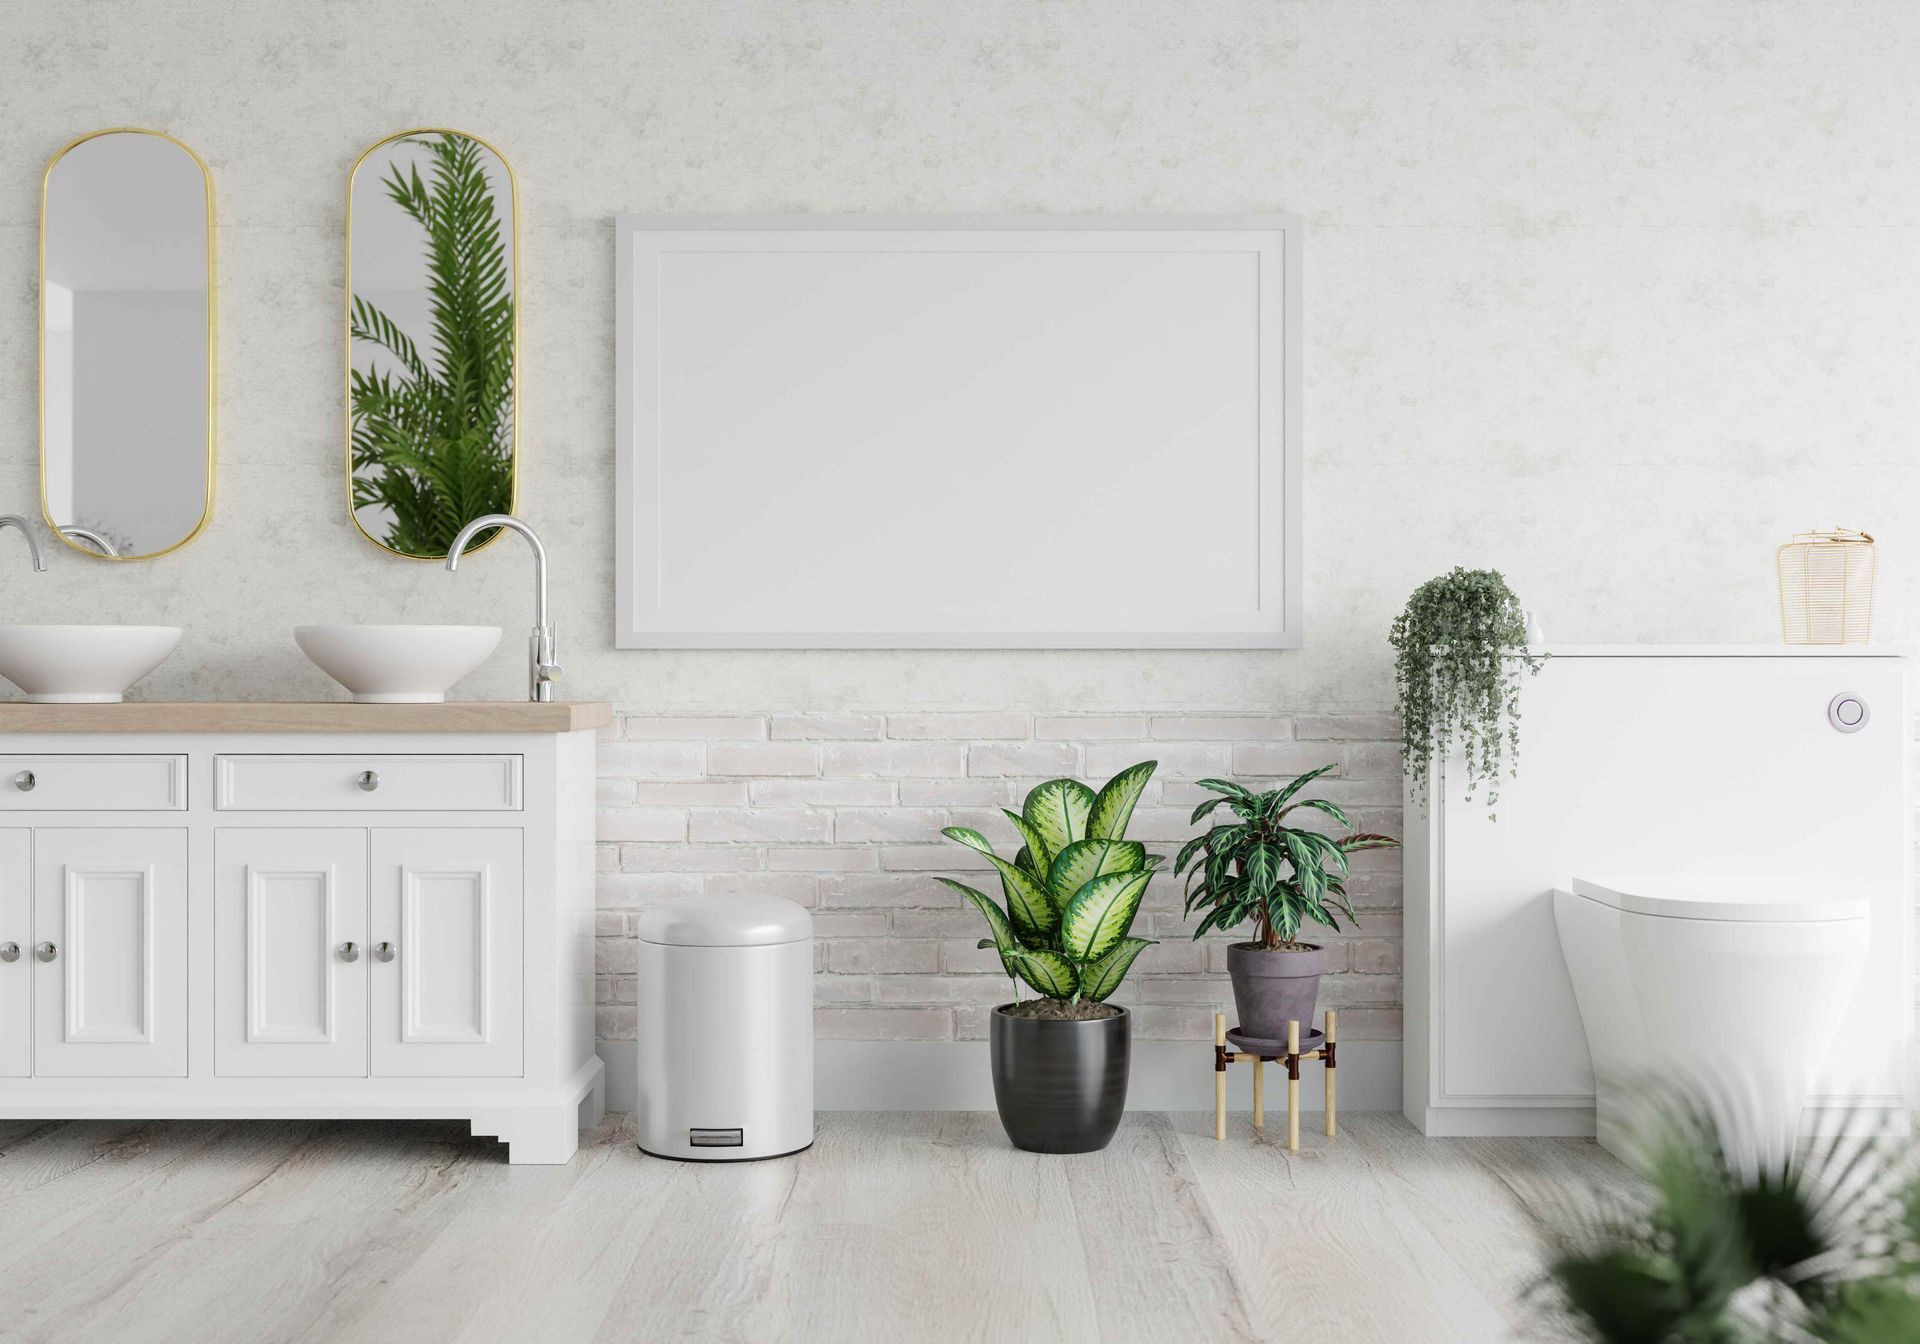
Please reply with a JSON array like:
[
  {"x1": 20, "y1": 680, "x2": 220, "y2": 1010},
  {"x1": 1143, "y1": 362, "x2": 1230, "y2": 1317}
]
[{"x1": 938, "y1": 762, "x2": 1159, "y2": 1004}]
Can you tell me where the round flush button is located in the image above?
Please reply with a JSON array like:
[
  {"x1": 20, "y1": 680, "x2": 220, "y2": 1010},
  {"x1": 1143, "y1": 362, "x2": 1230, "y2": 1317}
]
[{"x1": 1829, "y1": 693, "x2": 1869, "y2": 732}]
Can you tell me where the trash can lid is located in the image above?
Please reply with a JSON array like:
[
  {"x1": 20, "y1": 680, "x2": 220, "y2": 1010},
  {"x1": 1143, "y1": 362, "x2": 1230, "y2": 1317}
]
[{"x1": 635, "y1": 894, "x2": 813, "y2": 947}]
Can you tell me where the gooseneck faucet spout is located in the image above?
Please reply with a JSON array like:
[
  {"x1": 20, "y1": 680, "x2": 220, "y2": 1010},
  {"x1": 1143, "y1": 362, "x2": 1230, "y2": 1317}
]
[
  {"x1": 0, "y1": 517, "x2": 48, "y2": 572},
  {"x1": 447, "y1": 513, "x2": 559, "y2": 703}
]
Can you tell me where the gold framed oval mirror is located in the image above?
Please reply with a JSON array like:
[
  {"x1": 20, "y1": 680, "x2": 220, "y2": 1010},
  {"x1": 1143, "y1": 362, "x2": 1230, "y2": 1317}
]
[
  {"x1": 346, "y1": 129, "x2": 519, "y2": 559},
  {"x1": 40, "y1": 128, "x2": 215, "y2": 561}
]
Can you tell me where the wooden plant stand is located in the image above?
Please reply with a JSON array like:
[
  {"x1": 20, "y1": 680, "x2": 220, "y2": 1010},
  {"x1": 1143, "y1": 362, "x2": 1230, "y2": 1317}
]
[{"x1": 1213, "y1": 1011, "x2": 1336, "y2": 1152}]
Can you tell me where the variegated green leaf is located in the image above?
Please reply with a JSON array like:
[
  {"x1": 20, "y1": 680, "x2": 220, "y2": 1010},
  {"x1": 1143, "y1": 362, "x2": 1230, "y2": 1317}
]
[
  {"x1": 989, "y1": 855, "x2": 1058, "y2": 937},
  {"x1": 1326, "y1": 879, "x2": 1359, "y2": 923},
  {"x1": 1007, "y1": 947, "x2": 1078, "y2": 999},
  {"x1": 1271, "y1": 763, "x2": 1338, "y2": 810},
  {"x1": 1060, "y1": 868, "x2": 1153, "y2": 962},
  {"x1": 1002, "y1": 810, "x2": 1056, "y2": 879},
  {"x1": 1080, "y1": 936, "x2": 1154, "y2": 1002},
  {"x1": 1280, "y1": 832, "x2": 1322, "y2": 887},
  {"x1": 1247, "y1": 841, "x2": 1280, "y2": 898},
  {"x1": 941, "y1": 826, "x2": 998, "y2": 858},
  {"x1": 936, "y1": 877, "x2": 1016, "y2": 975},
  {"x1": 1189, "y1": 795, "x2": 1234, "y2": 825},
  {"x1": 1087, "y1": 760, "x2": 1156, "y2": 840},
  {"x1": 1023, "y1": 778, "x2": 1095, "y2": 854},
  {"x1": 1286, "y1": 797, "x2": 1353, "y2": 830},
  {"x1": 1048, "y1": 838, "x2": 1145, "y2": 906},
  {"x1": 1195, "y1": 778, "x2": 1249, "y2": 798},
  {"x1": 943, "y1": 827, "x2": 1056, "y2": 934},
  {"x1": 1339, "y1": 832, "x2": 1402, "y2": 855},
  {"x1": 1293, "y1": 828, "x2": 1350, "y2": 873}
]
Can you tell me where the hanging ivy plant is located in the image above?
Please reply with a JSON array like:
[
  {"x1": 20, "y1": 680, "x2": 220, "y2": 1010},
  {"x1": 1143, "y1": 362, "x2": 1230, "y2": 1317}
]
[{"x1": 1390, "y1": 568, "x2": 1543, "y2": 809}]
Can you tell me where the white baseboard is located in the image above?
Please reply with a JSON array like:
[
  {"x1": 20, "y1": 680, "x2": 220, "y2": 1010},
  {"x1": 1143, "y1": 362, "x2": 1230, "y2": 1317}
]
[
  {"x1": 1408, "y1": 1106, "x2": 1597, "y2": 1138},
  {"x1": 599, "y1": 1039, "x2": 1401, "y2": 1113},
  {"x1": 1406, "y1": 1102, "x2": 1911, "y2": 1139}
]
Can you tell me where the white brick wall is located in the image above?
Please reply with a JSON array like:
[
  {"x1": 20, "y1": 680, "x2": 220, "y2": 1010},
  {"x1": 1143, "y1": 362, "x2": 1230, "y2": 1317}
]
[{"x1": 595, "y1": 710, "x2": 1405, "y2": 1046}]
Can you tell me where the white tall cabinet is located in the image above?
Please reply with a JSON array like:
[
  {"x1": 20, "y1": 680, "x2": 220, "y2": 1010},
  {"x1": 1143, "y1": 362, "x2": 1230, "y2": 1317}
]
[
  {"x1": 0, "y1": 702, "x2": 608, "y2": 1163},
  {"x1": 1404, "y1": 649, "x2": 1912, "y2": 1137}
]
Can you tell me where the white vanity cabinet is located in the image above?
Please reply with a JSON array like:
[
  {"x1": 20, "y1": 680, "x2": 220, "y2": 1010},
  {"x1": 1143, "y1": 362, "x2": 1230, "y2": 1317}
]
[{"x1": 0, "y1": 702, "x2": 609, "y2": 1163}]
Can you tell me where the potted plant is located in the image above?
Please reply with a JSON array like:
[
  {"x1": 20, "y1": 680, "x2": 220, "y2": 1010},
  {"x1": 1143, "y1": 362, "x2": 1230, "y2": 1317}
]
[
  {"x1": 1533, "y1": 1093, "x2": 1920, "y2": 1341},
  {"x1": 939, "y1": 761, "x2": 1159, "y2": 1154},
  {"x1": 1390, "y1": 566, "x2": 1543, "y2": 810},
  {"x1": 1177, "y1": 765, "x2": 1399, "y2": 1043}
]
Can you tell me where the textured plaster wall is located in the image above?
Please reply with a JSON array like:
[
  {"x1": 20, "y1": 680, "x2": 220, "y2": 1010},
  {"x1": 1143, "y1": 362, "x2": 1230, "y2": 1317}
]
[{"x1": 1, "y1": 1, "x2": 1917, "y2": 1044}]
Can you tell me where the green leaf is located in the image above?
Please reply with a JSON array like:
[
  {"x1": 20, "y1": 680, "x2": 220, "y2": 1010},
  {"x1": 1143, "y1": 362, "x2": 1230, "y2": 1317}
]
[
  {"x1": 1022, "y1": 779, "x2": 1094, "y2": 855},
  {"x1": 1284, "y1": 797, "x2": 1353, "y2": 830},
  {"x1": 935, "y1": 877, "x2": 1016, "y2": 975},
  {"x1": 1001, "y1": 810, "x2": 1056, "y2": 880},
  {"x1": 349, "y1": 132, "x2": 515, "y2": 559},
  {"x1": 1546, "y1": 1250, "x2": 1691, "y2": 1343},
  {"x1": 1060, "y1": 869, "x2": 1153, "y2": 962},
  {"x1": 1269, "y1": 763, "x2": 1338, "y2": 812},
  {"x1": 1247, "y1": 841, "x2": 1280, "y2": 898},
  {"x1": 996, "y1": 863, "x2": 1058, "y2": 938},
  {"x1": 1080, "y1": 937, "x2": 1154, "y2": 1001},
  {"x1": 942, "y1": 827, "x2": 1056, "y2": 936},
  {"x1": 941, "y1": 826, "x2": 998, "y2": 858},
  {"x1": 1087, "y1": 760, "x2": 1155, "y2": 840},
  {"x1": 1339, "y1": 832, "x2": 1402, "y2": 855},
  {"x1": 1048, "y1": 839, "x2": 1145, "y2": 906},
  {"x1": 1189, "y1": 795, "x2": 1234, "y2": 826},
  {"x1": 1194, "y1": 778, "x2": 1249, "y2": 798},
  {"x1": 1006, "y1": 948, "x2": 1078, "y2": 999}
]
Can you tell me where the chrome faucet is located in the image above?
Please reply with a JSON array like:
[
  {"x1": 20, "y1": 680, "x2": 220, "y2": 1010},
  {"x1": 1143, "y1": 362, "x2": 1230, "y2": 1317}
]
[
  {"x1": 0, "y1": 517, "x2": 47, "y2": 572},
  {"x1": 58, "y1": 526, "x2": 119, "y2": 558},
  {"x1": 447, "y1": 513, "x2": 560, "y2": 702}
]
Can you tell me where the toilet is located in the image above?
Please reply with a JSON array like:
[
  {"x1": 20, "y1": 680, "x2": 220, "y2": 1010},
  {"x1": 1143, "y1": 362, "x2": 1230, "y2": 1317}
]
[{"x1": 1553, "y1": 877, "x2": 1867, "y2": 1170}]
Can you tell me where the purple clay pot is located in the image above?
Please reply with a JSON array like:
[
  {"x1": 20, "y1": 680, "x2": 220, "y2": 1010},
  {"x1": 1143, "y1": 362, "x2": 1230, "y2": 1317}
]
[{"x1": 1226, "y1": 942, "x2": 1326, "y2": 1042}]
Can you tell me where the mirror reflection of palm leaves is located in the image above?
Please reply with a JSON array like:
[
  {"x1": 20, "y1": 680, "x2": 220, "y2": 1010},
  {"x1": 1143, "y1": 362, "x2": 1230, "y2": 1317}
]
[{"x1": 350, "y1": 133, "x2": 512, "y2": 558}]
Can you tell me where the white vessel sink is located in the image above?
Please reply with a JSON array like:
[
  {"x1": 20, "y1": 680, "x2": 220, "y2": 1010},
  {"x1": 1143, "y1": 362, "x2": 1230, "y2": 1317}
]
[
  {"x1": 295, "y1": 625, "x2": 502, "y2": 704},
  {"x1": 0, "y1": 625, "x2": 183, "y2": 703}
]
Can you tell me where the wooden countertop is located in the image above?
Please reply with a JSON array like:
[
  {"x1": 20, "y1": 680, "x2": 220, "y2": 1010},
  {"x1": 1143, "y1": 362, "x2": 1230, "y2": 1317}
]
[{"x1": 0, "y1": 702, "x2": 613, "y2": 734}]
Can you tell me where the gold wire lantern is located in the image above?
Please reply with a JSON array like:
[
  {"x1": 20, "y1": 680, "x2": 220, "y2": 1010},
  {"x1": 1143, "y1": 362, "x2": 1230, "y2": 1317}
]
[{"x1": 1776, "y1": 529, "x2": 1876, "y2": 645}]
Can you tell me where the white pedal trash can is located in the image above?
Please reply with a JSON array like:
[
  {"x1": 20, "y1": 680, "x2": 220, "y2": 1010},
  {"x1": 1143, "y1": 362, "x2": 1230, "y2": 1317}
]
[{"x1": 635, "y1": 894, "x2": 814, "y2": 1161}]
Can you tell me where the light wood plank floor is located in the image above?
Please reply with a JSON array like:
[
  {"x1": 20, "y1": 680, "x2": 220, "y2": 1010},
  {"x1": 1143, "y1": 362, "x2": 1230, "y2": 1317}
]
[{"x1": 0, "y1": 1111, "x2": 1631, "y2": 1343}]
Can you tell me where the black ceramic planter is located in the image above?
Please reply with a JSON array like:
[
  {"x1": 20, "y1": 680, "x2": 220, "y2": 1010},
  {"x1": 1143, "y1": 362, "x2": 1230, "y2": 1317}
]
[{"x1": 989, "y1": 1005, "x2": 1130, "y2": 1154}]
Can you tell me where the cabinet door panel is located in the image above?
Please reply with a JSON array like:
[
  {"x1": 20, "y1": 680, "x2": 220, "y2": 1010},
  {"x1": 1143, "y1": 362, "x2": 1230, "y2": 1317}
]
[
  {"x1": 0, "y1": 830, "x2": 29, "y2": 1077},
  {"x1": 216, "y1": 829, "x2": 368, "y2": 1077},
  {"x1": 372, "y1": 829, "x2": 521, "y2": 1077},
  {"x1": 33, "y1": 829, "x2": 187, "y2": 1077}
]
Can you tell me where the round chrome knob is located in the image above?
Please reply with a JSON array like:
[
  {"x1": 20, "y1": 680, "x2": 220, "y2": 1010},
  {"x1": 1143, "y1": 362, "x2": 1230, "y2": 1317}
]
[
  {"x1": 35, "y1": 942, "x2": 56, "y2": 963},
  {"x1": 338, "y1": 941, "x2": 360, "y2": 963},
  {"x1": 357, "y1": 770, "x2": 380, "y2": 793},
  {"x1": 372, "y1": 941, "x2": 396, "y2": 963},
  {"x1": 0, "y1": 942, "x2": 18, "y2": 963},
  {"x1": 14, "y1": 770, "x2": 34, "y2": 792}
]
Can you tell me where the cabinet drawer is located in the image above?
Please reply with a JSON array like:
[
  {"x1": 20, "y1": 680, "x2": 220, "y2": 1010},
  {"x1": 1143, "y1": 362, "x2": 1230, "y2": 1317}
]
[
  {"x1": 214, "y1": 755, "x2": 522, "y2": 811},
  {"x1": 0, "y1": 755, "x2": 185, "y2": 810}
]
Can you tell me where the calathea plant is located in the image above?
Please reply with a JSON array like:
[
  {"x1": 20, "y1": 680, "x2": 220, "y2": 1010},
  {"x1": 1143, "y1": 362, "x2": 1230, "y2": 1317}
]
[
  {"x1": 350, "y1": 132, "x2": 515, "y2": 558},
  {"x1": 1390, "y1": 567, "x2": 1543, "y2": 809},
  {"x1": 1178, "y1": 765, "x2": 1400, "y2": 948},
  {"x1": 939, "y1": 762, "x2": 1159, "y2": 1016}
]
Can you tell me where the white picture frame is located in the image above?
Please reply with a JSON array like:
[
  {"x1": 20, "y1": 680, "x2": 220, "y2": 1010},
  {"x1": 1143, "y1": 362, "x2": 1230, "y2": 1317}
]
[{"x1": 614, "y1": 214, "x2": 1301, "y2": 649}]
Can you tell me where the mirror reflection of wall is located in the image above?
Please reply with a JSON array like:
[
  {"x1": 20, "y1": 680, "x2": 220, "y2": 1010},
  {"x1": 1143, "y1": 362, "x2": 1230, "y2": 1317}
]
[
  {"x1": 347, "y1": 129, "x2": 518, "y2": 560},
  {"x1": 41, "y1": 129, "x2": 214, "y2": 560}
]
